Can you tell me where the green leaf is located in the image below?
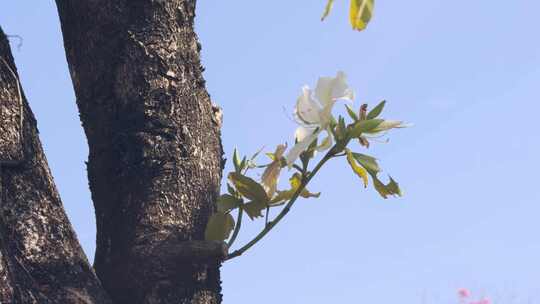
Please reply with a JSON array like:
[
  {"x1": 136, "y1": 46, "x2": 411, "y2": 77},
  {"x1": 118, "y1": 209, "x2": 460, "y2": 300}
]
[
  {"x1": 350, "y1": 0, "x2": 374, "y2": 31},
  {"x1": 336, "y1": 116, "x2": 347, "y2": 140},
  {"x1": 321, "y1": 0, "x2": 335, "y2": 21},
  {"x1": 245, "y1": 147, "x2": 264, "y2": 169},
  {"x1": 250, "y1": 146, "x2": 265, "y2": 161},
  {"x1": 205, "y1": 212, "x2": 235, "y2": 241},
  {"x1": 233, "y1": 148, "x2": 241, "y2": 173},
  {"x1": 349, "y1": 152, "x2": 402, "y2": 198},
  {"x1": 345, "y1": 104, "x2": 359, "y2": 121},
  {"x1": 386, "y1": 177, "x2": 402, "y2": 196},
  {"x1": 227, "y1": 183, "x2": 237, "y2": 196},
  {"x1": 217, "y1": 194, "x2": 242, "y2": 213},
  {"x1": 239, "y1": 156, "x2": 247, "y2": 172},
  {"x1": 352, "y1": 152, "x2": 380, "y2": 174},
  {"x1": 349, "y1": 119, "x2": 383, "y2": 138},
  {"x1": 228, "y1": 172, "x2": 269, "y2": 203},
  {"x1": 372, "y1": 175, "x2": 402, "y2": 199},
  {"x1": 346, "y1": 149, "x2": 368, "y2": 188},
  {"x1": 242, "y1": 200, "x2": 267, "y2": 220},
  {"x1": 366, "y1": 100, "x2": 386, "y2": 120},
  {"x1": 301, "y1": 189, "x2": 321, "y2": 199},
  {"x1": 265, "y1": 152, "x2": 276, "y2": 161}
]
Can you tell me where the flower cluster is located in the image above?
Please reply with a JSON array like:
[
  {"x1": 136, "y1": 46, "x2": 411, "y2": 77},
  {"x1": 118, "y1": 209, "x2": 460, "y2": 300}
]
[
  {"x1": 205, "y1": 71, "x2": 408, "y2": 260},
  {"x1": 458, "y1": 288, "x2": 491, "y2": 304},
  {"x1": 285, "y1": 71, "x2": 354, "y2": 166}
]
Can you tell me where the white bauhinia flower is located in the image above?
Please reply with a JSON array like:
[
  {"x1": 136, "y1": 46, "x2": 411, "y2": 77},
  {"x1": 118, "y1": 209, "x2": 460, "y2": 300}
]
[{"x1": 285, "y1": 71, "x2": 355, "y2": 166}]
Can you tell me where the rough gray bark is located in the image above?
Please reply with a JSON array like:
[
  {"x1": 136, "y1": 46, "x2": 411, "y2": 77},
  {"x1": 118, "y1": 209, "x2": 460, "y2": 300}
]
[
  {"x1": 0, "y1": 1, "x2": 223, "y2": 302},
  {"x1": 55, "y1": 1, "x2": 224, "y2": 303},
  {"x1": 0, "y1": 28, "x2": 111, "y2": 304}
]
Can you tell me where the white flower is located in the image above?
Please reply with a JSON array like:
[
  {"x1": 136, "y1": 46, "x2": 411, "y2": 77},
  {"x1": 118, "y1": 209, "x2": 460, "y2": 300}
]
[{"x1": 285, "y1": 71, "x2": 354, "y2": 166}]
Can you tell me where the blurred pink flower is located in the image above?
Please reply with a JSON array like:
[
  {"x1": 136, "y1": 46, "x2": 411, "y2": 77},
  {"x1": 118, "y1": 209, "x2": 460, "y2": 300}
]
[
  {"x1": 456, "y1": 288, "x2": 491, "y2": 304},
  {"x1": 468, "y1": 299, "x2": 491, "y2": 304},
  {"x1": 458, "y1": 288, "x2": 471, "y2": 298}
]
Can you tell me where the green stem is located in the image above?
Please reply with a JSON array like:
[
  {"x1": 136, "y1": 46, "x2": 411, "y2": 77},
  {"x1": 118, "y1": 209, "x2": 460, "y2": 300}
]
[
  {"x1": 265, "y1": 206, "x2": 270, "y2": 227},
  {"x1": 292, "y1": 164, "x2": 304, "y2": 173},
  {"x1": 227, "y1": 207, "x2": 243, "y2": 248},
  {"x1": 225, "y1": 150, "x2": 334, "y2": 260}
]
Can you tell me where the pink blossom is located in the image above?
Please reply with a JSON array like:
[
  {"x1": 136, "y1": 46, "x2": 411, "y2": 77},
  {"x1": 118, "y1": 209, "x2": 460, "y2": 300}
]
[
  {"x1": 473, "y1": 299, "x2": 491, "y2": 304},
  {"x1": 458, "y1": 288, "x2": 471, "y2": 298}
]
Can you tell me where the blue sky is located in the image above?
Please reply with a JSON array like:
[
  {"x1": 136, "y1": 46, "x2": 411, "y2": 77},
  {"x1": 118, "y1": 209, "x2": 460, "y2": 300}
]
[{"x1": 2, "y1": 1, "x2": 540, "y2": 303}]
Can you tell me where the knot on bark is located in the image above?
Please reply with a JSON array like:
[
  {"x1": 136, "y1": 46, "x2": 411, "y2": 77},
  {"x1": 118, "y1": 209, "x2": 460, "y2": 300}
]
[
  {"x1": 211, "y1": 104, "x2": 223, "y2": 128},
  {"x1": 106, "y1": 238, "x2": 226, "y2": 303},
  {"x1": 139, "y1": 239, "x2": 228, "y2": 264}
]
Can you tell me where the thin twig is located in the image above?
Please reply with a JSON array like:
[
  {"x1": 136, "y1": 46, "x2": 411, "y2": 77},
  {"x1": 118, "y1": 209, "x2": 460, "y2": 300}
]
[
  {"x1": 292, "y1": 164, "x2": 304, "y2": 173},
  {"x1": 225, "y1": 150, "x2": 334, "y2": 260},
  {"x1": 264, "y1": 206, "x2": 270, "y2": 227},
  {"x1": 226, "y1": 207, "x2": 243, "y2": 248}
]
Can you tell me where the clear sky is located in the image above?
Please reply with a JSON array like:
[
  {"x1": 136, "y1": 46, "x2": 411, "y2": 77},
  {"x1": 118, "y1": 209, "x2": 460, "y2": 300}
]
[{"x1": 2, "y1": 1, "x2": 540, "y2": 303}]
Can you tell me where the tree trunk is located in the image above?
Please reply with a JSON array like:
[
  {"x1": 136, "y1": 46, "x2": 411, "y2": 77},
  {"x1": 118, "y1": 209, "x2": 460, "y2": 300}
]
[
  {"x1": 0, "y1": 28, "x2": 111, "y2": 304},
  {"x1": 1, "y1": 1, "x2": 223, "y2": 301},
  {"x1": 55, "y1": 1, "x2": 224, "y2": 303}
]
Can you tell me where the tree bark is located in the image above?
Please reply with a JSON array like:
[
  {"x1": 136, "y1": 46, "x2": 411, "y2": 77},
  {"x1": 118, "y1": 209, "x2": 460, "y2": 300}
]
[
  {"x1": 0, "y1": 28, "x2": 111, "y2": 304},
  {"x1": 55, "y1": 1, "x2": 224, "y2": 303}
]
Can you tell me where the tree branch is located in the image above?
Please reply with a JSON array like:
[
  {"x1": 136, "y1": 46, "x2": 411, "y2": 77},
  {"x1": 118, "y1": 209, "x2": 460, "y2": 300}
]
[{"x1": 0, "y1": 26, "x2": 111, "y2": 304}]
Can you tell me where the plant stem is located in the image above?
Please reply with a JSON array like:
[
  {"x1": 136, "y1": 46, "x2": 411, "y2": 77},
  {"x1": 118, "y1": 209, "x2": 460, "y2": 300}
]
[
  {"x1": 225, "y1": 150, "x2": 334, "y2": 260},
  {"x1": 265, "y1": 206, "x2": 270, "y2": 227},
  {"x1": 292, "y1": 164, "x2": 304, "y2": 173},
  {"x1": 227, "y1": 207, "x2": 243, "y2": 248}
]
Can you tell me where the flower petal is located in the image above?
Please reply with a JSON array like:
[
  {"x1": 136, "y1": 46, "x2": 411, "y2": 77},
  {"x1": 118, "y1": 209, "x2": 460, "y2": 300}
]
[
  {"x1": 315, "y1": 71, "x2": 355, "y2": 106},
  {"x1": 369, "y1": 120, "x2": 411, "y2": 133},
  {"x1": 285, "y1": 132, "x2": 319, "y2": 167},
  {"x1": 295, "y1": 126, "x2": 316, "y2": 142},
  {"x1": 295, "y1": 86, "x2": 322, "y2": 125}
]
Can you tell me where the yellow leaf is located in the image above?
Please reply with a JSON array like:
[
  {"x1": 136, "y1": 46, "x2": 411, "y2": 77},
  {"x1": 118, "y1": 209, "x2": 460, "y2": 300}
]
[
  {"x1": 270, "y1": 173, "x2": 320, "y2": 205},
  {"x1": 321, "y1": 0, "x2": 335, "y2": 21},
  {"x1": 289, "y1": 173, "x2": 320, "y2": 198},
  {"x1": 349, "y1": 0, "x2": 374, "y2": 31},
  {"x1": 346, "y1": 149, "x2": 368, "y2": 188}
]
